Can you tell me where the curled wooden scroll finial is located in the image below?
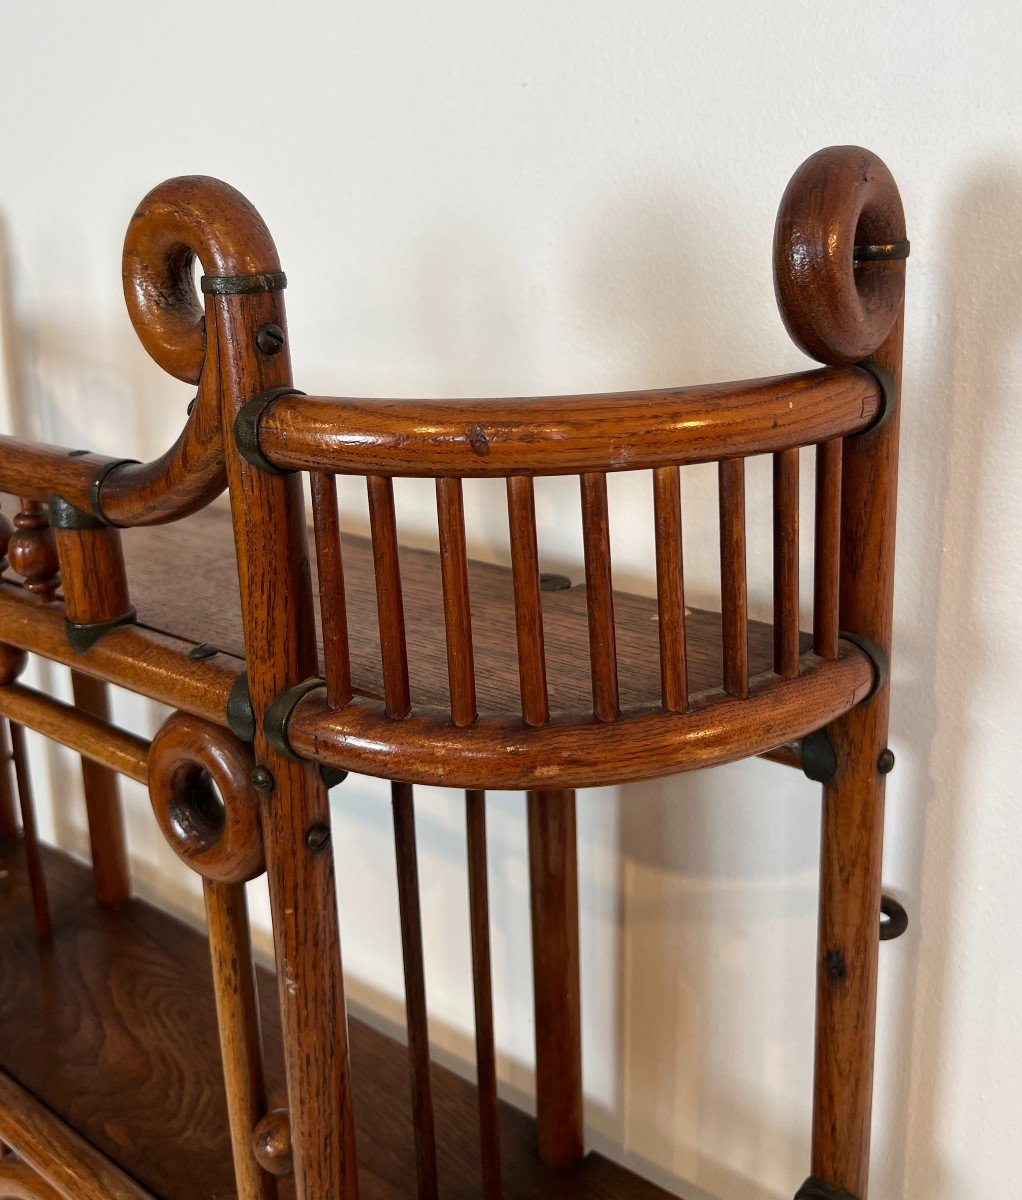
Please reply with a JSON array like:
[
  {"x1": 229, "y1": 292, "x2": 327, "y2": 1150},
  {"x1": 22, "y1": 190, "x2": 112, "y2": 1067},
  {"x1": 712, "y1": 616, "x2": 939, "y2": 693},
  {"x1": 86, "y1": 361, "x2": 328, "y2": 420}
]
[
  {"x1": 96, "y1": 178, "x2": 283, "y2": 527},
  {"x1": 122, "y1": 175, "x2": 281, "y2": 384},
  {"x1": 148, "y1": 711, "x2": 265, "y2": 884},
  {"x1": 773, "y1": 146, "x2": 907, "y2": 366}
]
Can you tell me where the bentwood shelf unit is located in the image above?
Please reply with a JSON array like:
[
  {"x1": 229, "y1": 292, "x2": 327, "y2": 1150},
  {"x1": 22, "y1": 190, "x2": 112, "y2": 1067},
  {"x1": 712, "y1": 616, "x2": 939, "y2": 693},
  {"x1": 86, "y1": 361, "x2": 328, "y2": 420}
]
[{"x1": 0, "y1": 146, "x2": 907, "y2": 1200}]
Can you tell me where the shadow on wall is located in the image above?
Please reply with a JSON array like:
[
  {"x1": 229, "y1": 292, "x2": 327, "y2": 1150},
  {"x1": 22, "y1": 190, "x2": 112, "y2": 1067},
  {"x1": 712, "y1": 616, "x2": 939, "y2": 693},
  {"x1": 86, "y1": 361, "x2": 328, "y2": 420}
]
[{"x1": 882, "y1": 160, "x2": 1022, "y2": 1200}]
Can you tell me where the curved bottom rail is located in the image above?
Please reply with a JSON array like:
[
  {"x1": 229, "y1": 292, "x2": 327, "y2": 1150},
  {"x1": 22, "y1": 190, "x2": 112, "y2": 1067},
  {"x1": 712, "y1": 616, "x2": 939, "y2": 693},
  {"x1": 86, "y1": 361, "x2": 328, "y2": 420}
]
[{"x1": 287, "y1": 643, "x2": 875, "y2": 791}]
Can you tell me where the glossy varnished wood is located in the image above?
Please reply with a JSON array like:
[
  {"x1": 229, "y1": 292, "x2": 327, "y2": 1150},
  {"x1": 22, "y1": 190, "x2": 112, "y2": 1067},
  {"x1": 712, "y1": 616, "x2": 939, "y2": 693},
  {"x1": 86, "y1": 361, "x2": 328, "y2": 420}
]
[{"x1": 0, "y1": 844, "x2": 683, "y2": 1200}]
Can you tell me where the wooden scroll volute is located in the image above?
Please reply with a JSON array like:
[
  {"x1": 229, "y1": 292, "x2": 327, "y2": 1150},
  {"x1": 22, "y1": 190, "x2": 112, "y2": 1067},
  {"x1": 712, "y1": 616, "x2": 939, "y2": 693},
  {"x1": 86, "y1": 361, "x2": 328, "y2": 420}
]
[
  {"x1": 774, "y1": 145, "x2": 907, "y2": 366},
  {"x1": 148, "y1": 711, "x2": 265, "y2": 884}
]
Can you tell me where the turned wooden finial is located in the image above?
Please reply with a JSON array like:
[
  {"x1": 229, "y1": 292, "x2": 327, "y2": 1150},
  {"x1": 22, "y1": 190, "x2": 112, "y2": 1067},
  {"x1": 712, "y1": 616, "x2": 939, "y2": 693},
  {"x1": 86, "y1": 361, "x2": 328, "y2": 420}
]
[
  {"x1": 252, "y1": 1109, "x2": 294, "y2": 1178},
  {"x1": 7, "y1": 500, "x2": 59, "y2": 601}
]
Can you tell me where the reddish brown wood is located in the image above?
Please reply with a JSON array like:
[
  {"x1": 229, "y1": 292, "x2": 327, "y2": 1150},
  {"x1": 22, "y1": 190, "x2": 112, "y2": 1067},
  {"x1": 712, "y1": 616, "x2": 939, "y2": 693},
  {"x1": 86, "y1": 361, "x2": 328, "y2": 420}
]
[
  {"x1": 506, "y1": 476, "x2": 549, "y2": 726},
  {"x1": 367, "y1": 475, "x2": 411, "y2": 721},
  {"x1": 527, "y1": 790, "x2": 583, "y2": 1169},
  {"x1": 205, "y1": 879, "x2": 277, "y2": 1200},
  {"x1": 774, "y1": 145, "x2": 907, "y2": 1200},
  {"x1": 773, "y1": 448, "x2": 800, "y2": 679},
  {"x1": 652, "y1": 466, "x2": 688, "y2": 713},
  {"x1": 391, "y1": 783, "x2": 438, "y2": 1200},
  {"x1": 7, "y1": 502, "x2": 58, "y2": 601},
  {"x1": 252, "y1": 1111, "x2": 294, "y2": 1179},
  {"x1": 0, "y1": 842, "x2": 681, "y2": 1200},
  {"x1": 580, "y1": 473, "x2": 618, "y2": 721},
  {"x1": 209, "y1": 232, "x2": 358, "y2": 1199},
  {"x1": 255, "y1": 368, "x2": 881, "y2": 477},
  {"x1": 814, "y1": 439, "x2": 842, "y2": 659},
  {"x1": 436, "y1": 477, "x2": 477, "y2": 727},
  {"x1": 718, "y1": 459, "x2": 748, "y2": 698},
  {"x1": 310, "y1": 473, "x2": 353, "y2": 708},
  {"x1": 0, "y1": 719, "x2": 16, "y2": 839},
  {"x1": 287, "y1": 647, "x2": 874, "y2": 791},
  {"x1": 53, "y1": 525, "x2": 132, "y2": 628},
  {"x1": 466, "y1": 790, "x2": 502, "y2": 1200},
  {"x1": 8, "y1": 722, "x2": 49, "y2": 939},
  {"x1": 0, "y1": 681, "x2": 149, "y2": 786},
  {"x1": 71, "y1": 673, "x2": 131, "y2": 906},
  {"x1": 0, "y1": 1155, "x2": 66, "y2": 1200}
]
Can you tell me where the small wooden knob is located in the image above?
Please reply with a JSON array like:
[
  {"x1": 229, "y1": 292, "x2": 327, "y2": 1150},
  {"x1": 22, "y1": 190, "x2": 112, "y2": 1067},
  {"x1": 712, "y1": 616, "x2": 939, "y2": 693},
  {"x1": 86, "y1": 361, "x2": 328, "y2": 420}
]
[
  {"x1": 7, "y1": 501, "x2": 59, "y2": 600},
  {"x1": 252, "y1": 1109, "x2": 293, "y2": 1178}
]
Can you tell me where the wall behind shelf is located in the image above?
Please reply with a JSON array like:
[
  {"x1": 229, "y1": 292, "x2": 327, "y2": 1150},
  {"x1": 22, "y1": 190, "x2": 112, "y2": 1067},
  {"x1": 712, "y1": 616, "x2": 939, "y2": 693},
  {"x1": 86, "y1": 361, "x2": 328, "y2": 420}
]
[{"x1": 2, "y1": 3, "x2": 1020, "y2": 1197}]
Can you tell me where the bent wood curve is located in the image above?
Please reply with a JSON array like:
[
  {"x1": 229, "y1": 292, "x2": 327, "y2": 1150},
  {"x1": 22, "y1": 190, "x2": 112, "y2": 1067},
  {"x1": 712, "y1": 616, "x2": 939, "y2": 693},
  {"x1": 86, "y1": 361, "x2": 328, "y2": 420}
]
[
  {"x1": 286, "y1": 644, "x2": 874, "y2": 790},
  {"x1": 255, "y1": 367, "x2": 879, "y2": 478}
]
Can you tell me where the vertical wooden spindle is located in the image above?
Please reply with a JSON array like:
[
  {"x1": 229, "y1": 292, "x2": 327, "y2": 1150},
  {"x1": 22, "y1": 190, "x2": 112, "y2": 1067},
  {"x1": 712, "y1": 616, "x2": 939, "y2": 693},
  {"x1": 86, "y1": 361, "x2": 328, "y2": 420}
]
[
  {"x1": 527, "y1": 789, "x2": 583, "y2": 1169},
  {"x1": 437, "y1": 478, "x2": 477, "y2": 727},
  {"x1": 466, "y1": 790, "x2": 502, "y2": 1200},
  {"x1": 8, "y1": 722, "x2": 50, "y2": 939},
  {"x1": 718, "y1": 459, "x2": 749, "y2": 698},
  {"x1": 7, "y1": 500, "x2": 58, "y2": 601},
  {"x1": 652, "y1": 466, "x2": 688, "y2": 713},
  {"x1": 0, "y1": 719, "x2": 16, "y2": 840},
  {"x1": 205, "y1": 878, "x2": 276, "y2": 1200},
  {"x1": 310, "y1": 473, "x2": 353, "y2": 707},
  {"x1": 814, "y1": 438, "x2": 842, "y2": 659},
  {"x1": 580, "y1": 473, "x2": 619, "y2": 721},
  {"x1": 506, "y1": 476, "x2": 548, "y2": 726},
  {"x1": 392, "y1": 782, "x2": 438, "y2": 1200},
  {"x1": 773, "y1": 447, "x2": 801, "y2": 678},
  {"x1": 71, "y1": 673, "x2": 130, "y2": 906},
  {"x1": 367, "y1": 476, "x2": 411, "y2": 719}
]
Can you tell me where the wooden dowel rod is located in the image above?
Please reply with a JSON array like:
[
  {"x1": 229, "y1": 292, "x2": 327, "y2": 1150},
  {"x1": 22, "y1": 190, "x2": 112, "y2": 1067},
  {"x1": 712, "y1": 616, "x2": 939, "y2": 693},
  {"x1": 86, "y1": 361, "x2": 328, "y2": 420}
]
[
  {"x1": 0, "y1": 717, "x2": 17, "y2": 838},
  {"x1": 814, "y1": 438, "x2": 842, "y2": 659},
  {"x1": 8, "y1": 723, "x2": 49, "y2": 938},
  {"x1": 367, "y1": 476, "x2": 411, "y2": 719},
  {"x1": 310, "y1": 473, "x2": 353, "y2": 708},
  {"x1": 580, "y1": 473, "x2": 619, "y2": 721},
  {"x1": 0, "y1": 1070, "x2": 155, "y2": 1199},
  {"x1": 466, "y1": 790, "x2": 502, "y2": 1200},
  {"x1": 0, "y1": 682, "x2": 149, "y2": 785},
  {"x1": 652, "y1": 466, "x2": 688, "y2": 713},
  {"x1": 527, "y1": 789, "x2": 583, "y2": 1169},
  {"x1": 392, "y1": 782, "x2": 438, "y2": 1200},
  {"x1": 773, "y1": 448, "x2": 801, "y2": 679},
  {"x1": 760, "y1": 741, "x2": 803, "y2": 770},
  {"x1": 71, "y1": 673, "x2": 130, "y2": 907},
  {"x1": 437, "y1": 478, "x2": 478, "y2": 727},
  {"x1": 718, "y1": 458, "x2": 749, "y2": 698},
  {"x1": 0, "y1": 1157, "x2": 64, "y2": 1199},
  {"x1": 204, "y1": 879, "x2": 276, "y2": 1200},
  {"x1": 506, "y1": 476, "x2": 549, "y2": 727}
]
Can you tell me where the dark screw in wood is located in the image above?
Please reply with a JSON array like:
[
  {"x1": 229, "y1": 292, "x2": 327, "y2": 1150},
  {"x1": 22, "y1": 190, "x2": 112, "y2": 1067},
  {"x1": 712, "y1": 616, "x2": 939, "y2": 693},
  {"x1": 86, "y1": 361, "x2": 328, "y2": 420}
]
[
  {"x1": 877, "y1": 748, "x2": 895, "y2": 775},
  {"x1": 188, "y1": 642, "x2": 219, "y2": 660},
  {"x1": 256, "y1": 323, "x2": 285, "y2": 355},
  {"x1": 306, "y1": 822, "x2": 331, "y2": 853},
  {"x1": 251, "y1": 766, "x2": 275, "y2": 795}
]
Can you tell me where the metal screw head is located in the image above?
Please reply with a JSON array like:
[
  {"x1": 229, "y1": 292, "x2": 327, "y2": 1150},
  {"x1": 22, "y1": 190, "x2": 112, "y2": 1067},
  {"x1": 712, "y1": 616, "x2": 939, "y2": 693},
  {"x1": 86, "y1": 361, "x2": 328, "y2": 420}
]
[
  {"x1": 877, "y1": 748, "x2": 896, "y2": 775},
  {"x1": 188, "y1": 642, "x2": 219, "y2": 661},
  {"x1": 306, "y1": 822, "x2": 331, "y2": 853},
  {"x1": 256, "y1": 323, "x2": 285, "y2": 355},
  {"x1": 251, "y1": 766, "x2": 275, "y2": 795}
]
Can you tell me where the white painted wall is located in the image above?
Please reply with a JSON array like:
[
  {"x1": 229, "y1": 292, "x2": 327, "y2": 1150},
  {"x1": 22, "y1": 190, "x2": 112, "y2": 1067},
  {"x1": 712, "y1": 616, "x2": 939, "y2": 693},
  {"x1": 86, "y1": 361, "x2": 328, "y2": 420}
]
[{"x1": 2, "y1": 3, "x2": 1020, "y2": 1197}]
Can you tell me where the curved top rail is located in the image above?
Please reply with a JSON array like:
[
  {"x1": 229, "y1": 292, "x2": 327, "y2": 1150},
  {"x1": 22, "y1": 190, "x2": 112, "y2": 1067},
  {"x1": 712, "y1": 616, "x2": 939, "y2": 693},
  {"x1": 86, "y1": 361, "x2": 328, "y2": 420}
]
[{"x1": 252, "y1": 365, "x2": 879, "y2": 478}]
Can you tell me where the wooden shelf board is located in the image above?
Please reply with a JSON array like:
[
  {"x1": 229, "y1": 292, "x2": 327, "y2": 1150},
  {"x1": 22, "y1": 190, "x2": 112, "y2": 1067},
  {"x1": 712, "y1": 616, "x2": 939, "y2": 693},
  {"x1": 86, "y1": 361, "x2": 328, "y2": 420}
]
[
  {"x1": 0, "y1": 839, "x2": 681, "y2": 1200},
  {"x1": 121, "y1": 505, "x2": 798, "y2": 719}
]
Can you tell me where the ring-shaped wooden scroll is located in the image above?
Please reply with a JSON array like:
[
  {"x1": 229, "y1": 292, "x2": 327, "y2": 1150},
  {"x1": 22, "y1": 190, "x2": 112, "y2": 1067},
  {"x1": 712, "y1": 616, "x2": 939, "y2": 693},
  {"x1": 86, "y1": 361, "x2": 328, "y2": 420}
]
[
  {"x1": 148, "y1": 711, "x2": 265, "y2": 884},
  {"x1": 773, "y1": 146, "x2": 907, "y2": 366},
  {"x1": 97, "y1": 177, "x2": 283, "y2": 526}
]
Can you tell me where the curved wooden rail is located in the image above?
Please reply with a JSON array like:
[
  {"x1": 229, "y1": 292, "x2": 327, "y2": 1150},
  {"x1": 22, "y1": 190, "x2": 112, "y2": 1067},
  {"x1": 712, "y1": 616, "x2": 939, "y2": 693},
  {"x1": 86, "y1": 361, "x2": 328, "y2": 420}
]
[
  {"x1": 254, "y1": 366, "x2": 879, "y2": 478},
  {"x1": 285, "y1": 643, "x2": 874, "y2": 790}
]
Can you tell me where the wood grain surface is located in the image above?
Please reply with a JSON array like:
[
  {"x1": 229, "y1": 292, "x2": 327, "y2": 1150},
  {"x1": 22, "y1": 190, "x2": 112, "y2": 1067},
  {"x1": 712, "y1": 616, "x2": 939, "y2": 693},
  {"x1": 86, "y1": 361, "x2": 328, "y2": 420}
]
[{"x1": 0, "y1": 843, "x2": 681, "y2": 1200}]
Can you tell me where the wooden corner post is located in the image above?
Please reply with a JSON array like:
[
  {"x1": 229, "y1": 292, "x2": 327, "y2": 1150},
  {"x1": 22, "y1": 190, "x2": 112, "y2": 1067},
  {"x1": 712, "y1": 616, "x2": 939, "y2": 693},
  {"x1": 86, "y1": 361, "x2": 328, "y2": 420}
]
[
  {"x1": 120, "y1": 178, "x2": 359, "y2": 1200},
  {"x1": 774, "y1": 146, "x2": 907, "y2": 1200}
]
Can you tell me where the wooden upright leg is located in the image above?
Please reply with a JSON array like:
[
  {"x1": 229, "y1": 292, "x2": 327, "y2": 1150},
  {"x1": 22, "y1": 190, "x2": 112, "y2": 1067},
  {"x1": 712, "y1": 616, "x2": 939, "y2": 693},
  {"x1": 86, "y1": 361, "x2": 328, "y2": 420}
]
[
  {"x1": 809, "y1": 315, "x2": 903, "y2": 1200},
  {"x1": 527, "y1": 788, "x2": 583, "y2": 1168},
  {"x1": 71, "y1": 673, "x2": 130, "y2": 907},
  {"x1": 0, "y1": 718, "x2": 17, "y2": 838}
]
